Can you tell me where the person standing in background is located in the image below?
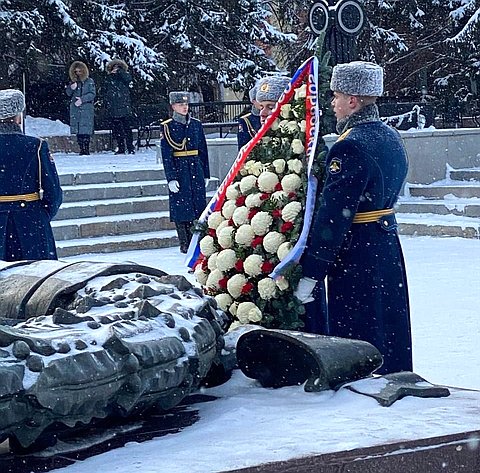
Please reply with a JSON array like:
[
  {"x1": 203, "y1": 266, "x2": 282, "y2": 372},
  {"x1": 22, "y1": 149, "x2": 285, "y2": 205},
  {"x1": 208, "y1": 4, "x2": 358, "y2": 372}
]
[
  {"x1": 66, "y1": 61, "x2": 96, "y2": 155},
  {"x1": 0, "y1": 89, "x2": 62, "y2": 261},
  {"x1": 160, "y1": 91, "x2": 210, "y2": 254},
  {"x1": 103, "y1": 59, "x2": 135, "y2": 155},
  {"x1": 237, "y1": 84, "x2": 262, "y2": 150}
]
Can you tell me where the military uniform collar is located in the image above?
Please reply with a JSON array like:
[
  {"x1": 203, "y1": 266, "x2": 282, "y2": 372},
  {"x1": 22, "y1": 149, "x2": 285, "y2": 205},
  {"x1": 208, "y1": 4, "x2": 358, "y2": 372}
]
[
  {"x1": 336, "y1": 103, "x2": 380, "y2": 135},
  {"x1": 0, "y1": 122, "x2": 23, "y2": 134}
]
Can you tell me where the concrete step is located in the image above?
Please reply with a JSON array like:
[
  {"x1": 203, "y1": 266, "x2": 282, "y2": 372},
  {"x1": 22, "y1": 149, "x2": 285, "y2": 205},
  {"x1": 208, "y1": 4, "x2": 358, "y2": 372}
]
[
  {"x1": 56, "y1": 229, "x2": 180, "y2": 258},
  {"x1": 397, "y1": 213, "x2": 480, "y2": 238},
  {"x1": 396, "y1": 199, "x2": 480, "y2": 218},
  {"x1": 59, "y1": 168, "x2": 165, "y2": 187},
  {"x1": 407, "y1": 184, "x2": 480, "y2": 199},
  {"x1": 449, "y1": 169, "x2": 480, "y2": 181},
  {"x1": 52, "y1": 211, "x2": 175, "y2": 241},
  {"x1": 54, "y1": 195, "x2": 170, "y2": 220}
]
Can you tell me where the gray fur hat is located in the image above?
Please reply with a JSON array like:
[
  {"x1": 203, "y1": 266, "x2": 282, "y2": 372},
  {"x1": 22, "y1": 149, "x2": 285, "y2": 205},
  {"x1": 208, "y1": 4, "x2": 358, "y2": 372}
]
[
  {"x1": 248, "y1": 84, "x2": 258, "y2": 102},
  {"x1": 169, "y1": 91, "x2": 190, "y2": 105},
  {"x1": 256, "y1": 75, "x2": 291, "y2": 102},
  {"x1": 0, "y1": 89, "x2": 25, "y2": 120},
  {"x1": 330, "y1": 61, "x2": 383, "y2": 97}
]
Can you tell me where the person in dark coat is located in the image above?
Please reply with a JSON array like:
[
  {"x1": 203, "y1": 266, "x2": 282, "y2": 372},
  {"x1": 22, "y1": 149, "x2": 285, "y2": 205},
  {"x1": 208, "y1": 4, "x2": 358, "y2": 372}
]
[
  {"x1": 160, "y1": 91, "x2": 210, "y2": 253},
  {"x1": 297, "y1": 61, "x2": 412, "y2": 375},
  {"x1": 103, "y1": 59, "x2": 135, "y2": 155},
  {"x1": 0, "y1": 89, "x2": 62, "y2": 261},
  {"x1": 237, "y1": 84, "x2": 261, "y2": 150},
  {"x1": 66, "y1": 61, "x2": 96, "y2": 155}
]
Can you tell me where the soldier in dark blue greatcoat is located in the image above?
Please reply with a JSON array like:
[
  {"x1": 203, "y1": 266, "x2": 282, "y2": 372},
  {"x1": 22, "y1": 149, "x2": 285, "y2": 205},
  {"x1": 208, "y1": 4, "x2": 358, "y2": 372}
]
[
  {"x1": 297, "y1": 62, "x2": 412, "y2": 374},
  {"x1": 160, "y1": 91, "x2": 210, "y2": 253},
  {"x1": 237, "y1": 84, "x2": 261, "y2": 150},
  {"x1": 0, "y1": 89, "x2": 62, "y2": 261}
]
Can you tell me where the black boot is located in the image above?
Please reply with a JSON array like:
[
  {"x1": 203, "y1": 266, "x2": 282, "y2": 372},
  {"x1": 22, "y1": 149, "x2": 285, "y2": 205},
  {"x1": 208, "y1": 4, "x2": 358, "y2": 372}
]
[
  {"x1": 175, "y1": 222, "x2": 192, "y2": 254},
  {"x1": 78, "y1": 135, "x2": 90, "y2": 155}
]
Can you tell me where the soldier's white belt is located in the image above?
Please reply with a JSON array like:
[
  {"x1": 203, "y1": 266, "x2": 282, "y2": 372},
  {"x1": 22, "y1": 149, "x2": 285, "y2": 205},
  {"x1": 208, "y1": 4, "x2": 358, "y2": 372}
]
[
  {"x1": 173, "y1": 150, "x2": 198, "y2": 157},
  {"x1": 352, "y1": 208, "x2": 394, "y2": 224},
  {"x1": 0, "y1": 192, "x2": 40, "y2": 203}
]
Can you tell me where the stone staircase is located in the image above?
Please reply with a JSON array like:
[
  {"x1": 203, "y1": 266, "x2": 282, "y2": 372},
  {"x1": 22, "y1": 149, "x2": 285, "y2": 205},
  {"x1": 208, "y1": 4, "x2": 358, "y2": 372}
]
[
  {"x1": 53, "y1": 168, "x2": 216, "y2": 257},
  {"x1": 397, "y1": 167, "x2": 480, "y2": 238}
]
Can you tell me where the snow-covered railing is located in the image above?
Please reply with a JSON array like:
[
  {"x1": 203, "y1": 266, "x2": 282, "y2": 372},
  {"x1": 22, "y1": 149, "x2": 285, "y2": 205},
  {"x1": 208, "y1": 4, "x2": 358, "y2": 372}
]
[{"x1": 381, "y1": 105, "x2": 426, "y2": 130}]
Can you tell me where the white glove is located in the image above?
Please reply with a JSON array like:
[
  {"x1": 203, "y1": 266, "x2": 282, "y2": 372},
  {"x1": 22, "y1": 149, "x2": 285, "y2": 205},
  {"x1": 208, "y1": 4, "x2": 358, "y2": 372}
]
[
  {"x1": 294, "y1": 277, "x2": 317, "y2": 304},
  {"x1": 204, "y1": 178, "x2": 210, "y2": 187},
  {"x1": 74, "y1": 97, "x2": 82, "y2": 107},
  {"x1": 168, "y1": 180, "x2": 180, "y2": 193}
]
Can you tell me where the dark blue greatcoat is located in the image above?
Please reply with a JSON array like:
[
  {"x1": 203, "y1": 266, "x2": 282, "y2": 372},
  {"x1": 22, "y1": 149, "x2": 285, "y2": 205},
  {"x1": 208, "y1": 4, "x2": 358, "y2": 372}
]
[
  {"x1": 0, "y1": 124, "x2": 62, "y2": 260},
  {"x1": 237, "y1": 111, "x2": 261, "y2": 150},
  {"x1": 301, "y1": 120, "x2": 412, "y2": 374},
  {"x1": 160, "y1": 116, "x2": 210, "y2": 223}
]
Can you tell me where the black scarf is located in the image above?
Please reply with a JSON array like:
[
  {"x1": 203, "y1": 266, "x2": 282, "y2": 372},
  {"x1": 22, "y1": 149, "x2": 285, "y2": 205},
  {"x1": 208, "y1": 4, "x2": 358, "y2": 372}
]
[{"x1": 336, "y1": 103, "x2": 380, "y2": 135}]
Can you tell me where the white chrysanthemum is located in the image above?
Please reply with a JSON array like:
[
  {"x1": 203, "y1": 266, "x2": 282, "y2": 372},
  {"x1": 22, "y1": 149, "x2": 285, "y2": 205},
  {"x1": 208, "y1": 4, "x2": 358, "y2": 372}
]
[
  {"x1": 194, "y1": 267, "x2": 208, "y2": 286},
  {"x1": 243, "y1": 254, "x2": 264, "y2": 276},
  {"x1": 251, "y1": 211, "x2": 273, "y2": 236},
  {"x1": 207, "y1": 252, "x2": 218, "y2": 271},
  {"x1": 258, "y1": 277, "x2": 277, "y2": 300},
  {"x1": 228, "y1": 320, "x2": 243, "y2": 331},
  {"x1": 257, "y1": 171, "x2": 279, "y2": 193},
  {"x1": 276, "y1": 276, "x2": 289, "y2": 291},
  {"x1": 245, "y1": 192, "x2": 263, "y2": 209},
  {"x1": 199, "y1": 235, "x2": 216, "y2": 256},
  {"x1": 251, "y1": 161, "x2": 266, "y2": 176},
  {"x1": 282, "y1": 201, "x2": 302, "y2": 222},
  {"x1": 270, "y1": 119, "x2": 280, "y2": 131},
  {"x1": 206, "y1": 269, "x2": 224, "y2": 289},
  {"x1": 216, "y1": 220, "x2": 230, "y2": 235},
  {"x1": 215, "y1": 293, "x2": 233, "y2": 312},
  {"x1": 281, "y1": 173, "x2": 302, "y2": 193},
  {"x1": 277, "y1": 241, "x2": 293, "y2": 261},
  {"x1": 229, "y1": 301, "x2": 239, "y2": 316},
  {"x1": 217, "y1": 226, "x2": 235, "y2": 249},
  {"x1": 237, "y1": 301, "x2": 262, "y2": 323},
  {"x1": 271, "y1": 190, "x2": 288, "y2": 206},
  {"x1": 287, "y1": 158, "x2": 303, "y2": 174},
  {"x1": 280, "y1": 103, "x2": 292, "y2": 119},
  {"x1": 291, "y1": 138, "x2": 304, "y2": 155},
  {"x1": 232, "y1": 206, "x2": 249, "y2": 226},
  {"x1": 272, "y1": 159, "x2": 286, "y2": 174},
  {"x1": 263, "y1": 231, "x2": 286, "y2": 254},
  {"x1": 235, "y1": 224, "x2": 255, "y2": 247},
  {"x1": 278, "y1": 119, "x2": 289, "y2": 131},
  {"x1": 207, "y1": 211, "x2": 225, "y2": 230},
  {"x1": 216, "y1": 249, "x2": 237, "y2": 272},
  {"x1": 240, "y1": 175, "x2": 257, "y2": 193},
  {"x1": 227, "y1": 273, "x2": 247, "y2": 299},
  {"x1": 243, "y1": 160, "x2": 256, "y2": 175},
  {"x1": 226, "y1": 183, "x2": 240, "y2": 200},
  {"x1": 299, "y1": 120, "x2": 306, "y2": 132},
  {"x1": 286, "y1": 121, "x2": 299, "y2": 133},
  {"x1": 222, "y1": 200, "x2": 237, "y2": 219},
  {"x1": 295, "y1": 83, "x2": 307, "y2": 99}
]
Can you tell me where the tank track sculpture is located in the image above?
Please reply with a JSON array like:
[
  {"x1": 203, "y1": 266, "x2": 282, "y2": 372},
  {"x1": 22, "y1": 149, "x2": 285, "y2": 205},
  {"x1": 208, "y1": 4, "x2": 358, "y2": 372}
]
[{"x1": 0, "y1": 260, "x2": 229, "y2": 449}]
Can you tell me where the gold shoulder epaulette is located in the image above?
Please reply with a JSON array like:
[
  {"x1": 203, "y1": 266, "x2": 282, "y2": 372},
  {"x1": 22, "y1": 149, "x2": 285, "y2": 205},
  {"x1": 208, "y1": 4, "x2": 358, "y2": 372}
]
[
  {"x1": 337, "y1": 128, "x2": 353, "y2": 142},
  {"x1": 161, "y1": 118, "x2": 173, "y2": 126},
  {"x1": 240, "y1": 112, "x2": 252, "y2": 119}
]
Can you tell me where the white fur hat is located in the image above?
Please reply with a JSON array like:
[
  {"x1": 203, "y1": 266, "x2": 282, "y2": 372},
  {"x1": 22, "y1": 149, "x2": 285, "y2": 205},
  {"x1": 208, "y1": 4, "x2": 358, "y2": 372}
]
[
  {"x1": 256, "y1": 75, "x2": 291, "y2": 103},
  {"x1": 0, "y1": 89, "x2": 25, "y2": 120},
  {"x1": 330, "y1": 61, "x2": 383, "y2": 97}
]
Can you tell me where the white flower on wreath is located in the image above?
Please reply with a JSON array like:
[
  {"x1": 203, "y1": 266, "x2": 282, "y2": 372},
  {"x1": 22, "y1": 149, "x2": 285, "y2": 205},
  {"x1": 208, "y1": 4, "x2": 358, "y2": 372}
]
[
  {"x1": 208, "y1": 211, "x2": 225, "y2": 230},
  {"x1": 215, "y1": 293, "x2": 233, "y2": 312},
  {"x1": 286, "y1": 121, "x2": 300, "y2": 134},
  {"x1": 258, "y1": 277, "x2": 277, "y2": 300},
  {"x1": 217, "y1": 226, "x2": 235, "y2": 249},
  {"x1": 272, "y1": 159, "x2": 286, "y2": 174},
  {"x1": 271, "y1": 190, "x2": 288, "y2": 207},
  {"x1": 207, "y1": 252, "x2": 218, "y2": 271},
  {"x1": 243, "y1": 161, "x2": 257, "y2": 175},
  {"x1": 237, "y1": 301, "x2": 262, "y2": 323},
  {"x1": 222, "y1": 200, "x2": 237, "y2": 219},
  {"x1": 229, "y1": 301, "x2": 239, "y2": 316},
  {"x1": 295, "y1": 84, "x2": 307, "y2": 100},
  {"x1": 257, "y1": 171, "x2": 279, "y2": 193},
  {"x1": 243, "y1": 254, "x2": 264, "y2": 276},
  {"x1": 263, "y1": 231, "x2": 286, "y2": 254},
  {"x1": 206, "y1": 268, "x2": 224, "y2": 289},
  {"x1": 270, "y1": 119, "x2": 280, "y2": 131},
  {"x1": 228, "y1": 320, "x2": 243, "y2": 331},
  {"x1": 227, "y1": 273, "x2": 247, "y2": 299},
  {"x1": 200, "y1": 235, "x2": 216, "y2": 256},
  {"x1": 282, "y1": 201, "x2": 302, "y2": 222},
  {"x1": 245, "y1": 192, "x2": 263, "y2": 209},
  {"x1": 280, "y1": 103, "x2": 292, "y2": 119},
  {"x1": 276, "y1": 276, "x2": 290, "y2": 291},
  {"x1": 251, "y1": 211, "x2": 273, "y2": 236},
  {"x1": 216, "y1": 220, "x2": 230, "y2": 236},
  {"x1": 194, "y1": 267, "x2": 208, "y2": 286},
  {"x1": 299, "y1": 120, "x2": 306, "y2": 132},
  {"x1": 216, "y1": 249, "x2": 237, "y2": 272},
  {"x1": 240, "y1": 175, "x2": 257, "y2": 193},
  {"x1": 226, "y1": 183, "x2": 240, "y2": 201},
  {"x1": 287, "y1": 158, "x2": 303, "y2": 174},
  {"x1": 262, "y1": 136, "x2": 272, "y2": 145},
  {"x1": 291, "y1": 138, "x2": 304, "y2": 155},
  {"x1": 235, "y1": 224, "x2": 255, "y2": 247},
  {"x1": 233, "y1": 206, "x2": 249, "y2": 226},
  {"x1": 281, "y1": 173, "x2": 302, "y2": 193},
  {"x1": 278, "y1": 119, "x2": 289, "y2": 132},
  {"x1": 277, "y1": 241, "x2": 293, "y2": 261}
]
